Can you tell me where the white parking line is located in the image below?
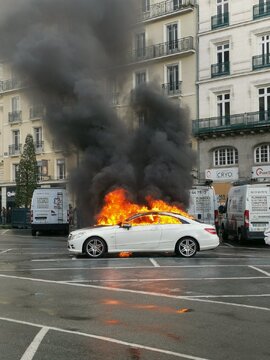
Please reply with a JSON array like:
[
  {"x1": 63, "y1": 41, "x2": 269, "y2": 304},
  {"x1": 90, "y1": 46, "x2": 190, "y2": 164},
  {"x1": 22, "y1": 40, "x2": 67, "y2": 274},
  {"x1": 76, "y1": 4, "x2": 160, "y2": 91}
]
[
  {"x1": 149, "y1": 258, "x2": 160, "y2": 267},
  {"x1": 0, "y1": 249, "x2": 13, "y2": 254},
  {"x1": 0, "y1": 230, "x2": 9, "y2": 235},
  {"x1": 20, "y1": 327, "x2": 49, "y2": 360},
  {"x1": 249, "y1": 266, "x2": 270, "y2": 276},
  {"x1": 0, "y1": 273, "x2": 269, "y2": 311},
  {"x1": 0, "y1": 316, "x2": 210, "y2": 360}
]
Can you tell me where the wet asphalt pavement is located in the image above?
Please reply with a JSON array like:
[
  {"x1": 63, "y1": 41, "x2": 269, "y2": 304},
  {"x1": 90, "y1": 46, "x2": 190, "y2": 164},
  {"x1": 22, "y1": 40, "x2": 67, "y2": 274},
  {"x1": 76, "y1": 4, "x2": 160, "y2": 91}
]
[{"x1": 0, "y1": 228, "x2": 269, "y2": 360}]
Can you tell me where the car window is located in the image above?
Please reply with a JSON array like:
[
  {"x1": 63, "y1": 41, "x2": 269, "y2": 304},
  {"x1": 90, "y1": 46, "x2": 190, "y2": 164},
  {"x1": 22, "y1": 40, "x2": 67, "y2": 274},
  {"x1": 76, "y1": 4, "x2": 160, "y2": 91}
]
[
  {"x1": 129, "y1": 214, "x2": 160, "y2": 226},
  {"x1": 159, "y1": 215, "x2": 182, "y2": 224}
]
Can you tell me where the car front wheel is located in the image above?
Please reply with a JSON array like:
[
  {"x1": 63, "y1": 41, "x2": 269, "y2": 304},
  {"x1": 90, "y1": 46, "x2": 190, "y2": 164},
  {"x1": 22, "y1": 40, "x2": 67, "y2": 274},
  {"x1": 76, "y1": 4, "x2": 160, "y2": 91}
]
[
  {"x1": 84, "y1": 237, "x2": 106, "y2": 258},
  {"x1": 176, "y1": 237, "x2": 198, "y2": 258}
]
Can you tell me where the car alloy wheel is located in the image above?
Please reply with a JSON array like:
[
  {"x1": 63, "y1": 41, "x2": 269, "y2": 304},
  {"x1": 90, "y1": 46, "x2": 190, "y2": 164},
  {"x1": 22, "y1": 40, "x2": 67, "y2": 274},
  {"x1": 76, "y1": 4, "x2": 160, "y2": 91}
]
[
  {"x1": 177, "y1": 237, "x2": 197, "y2": 258},
  {"x1": 84, "y1": 237, "x2": 106, "y2": 258}
]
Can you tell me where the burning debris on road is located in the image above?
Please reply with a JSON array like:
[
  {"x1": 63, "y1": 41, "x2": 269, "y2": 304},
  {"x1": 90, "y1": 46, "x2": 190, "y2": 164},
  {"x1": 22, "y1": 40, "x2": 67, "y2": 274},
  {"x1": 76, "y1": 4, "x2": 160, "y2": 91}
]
[{"x1": 0, "y1": 0, "x2": 195, "y2": 226}]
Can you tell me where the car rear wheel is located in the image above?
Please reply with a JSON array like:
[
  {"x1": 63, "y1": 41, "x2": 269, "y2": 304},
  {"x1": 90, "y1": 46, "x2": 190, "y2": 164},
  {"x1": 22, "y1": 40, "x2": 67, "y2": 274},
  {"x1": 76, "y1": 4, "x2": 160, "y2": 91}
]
[
  {"x1": 84, "y1": 237, "x2": 106, "y2": 258},
  {"x1": 176, "y1": 237, "x2": 197, "y2": 258}
]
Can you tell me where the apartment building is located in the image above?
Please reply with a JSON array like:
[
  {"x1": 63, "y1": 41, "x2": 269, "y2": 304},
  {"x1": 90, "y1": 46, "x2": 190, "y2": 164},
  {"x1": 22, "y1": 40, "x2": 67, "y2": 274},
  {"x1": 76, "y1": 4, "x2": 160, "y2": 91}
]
[
  {"x1": 0, "y1": 63, "x2": 74, "y2": 210},
  {"x1": 194, "y1": 0, "x2": 270, "y2": 203},
  {"x1": 111, "y1": 0, "x2": 197, "y2": 128}
]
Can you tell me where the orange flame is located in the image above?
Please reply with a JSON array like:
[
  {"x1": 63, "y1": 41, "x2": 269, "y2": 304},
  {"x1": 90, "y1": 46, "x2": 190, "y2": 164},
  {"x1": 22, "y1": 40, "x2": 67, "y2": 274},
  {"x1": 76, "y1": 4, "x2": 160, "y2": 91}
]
[{"x1": 96, "y1": 188, "x2": 192, "y2": 225}]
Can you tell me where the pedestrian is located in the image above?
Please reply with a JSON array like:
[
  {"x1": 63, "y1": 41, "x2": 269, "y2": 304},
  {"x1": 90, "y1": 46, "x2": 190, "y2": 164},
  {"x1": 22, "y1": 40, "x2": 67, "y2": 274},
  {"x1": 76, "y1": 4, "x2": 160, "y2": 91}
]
[
  {"x1": 7, "y1": 207, "x2": 12, "y2": 224},
  {"x1": 69, "y1": 204, "x2": 74, "y2": 226},
  {"x1": 0, "y1": 207, "x2": 2, "y2": 224},
  {"x1": 2, "y1": 207, "x2": 6, "y2": 225}
]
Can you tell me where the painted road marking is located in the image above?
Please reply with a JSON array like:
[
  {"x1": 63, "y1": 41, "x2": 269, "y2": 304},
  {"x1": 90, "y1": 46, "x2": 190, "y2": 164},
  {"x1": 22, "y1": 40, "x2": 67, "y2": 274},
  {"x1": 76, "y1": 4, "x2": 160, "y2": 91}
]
[
  {"x1": 0, "y1": 316, "x2": 210, "y2": 360},
  {"x1": 249, "y1": 265, "x2": 270, "y2": 276},
  {"x1": 20, "y1": 327, "x2": 49, "y2": 360},
  {"x1": 149, "y1": 258, "x2": 160, "y2": 267},
  {"x1": 0, "y1": 230, "x2": 9, "y2": 235},
  {"x1": 0, "y1": 273, "x2": 269, "y2": 311},
  {"x1": 0, "y1": 249, "x2": 13, "y2": 254}
]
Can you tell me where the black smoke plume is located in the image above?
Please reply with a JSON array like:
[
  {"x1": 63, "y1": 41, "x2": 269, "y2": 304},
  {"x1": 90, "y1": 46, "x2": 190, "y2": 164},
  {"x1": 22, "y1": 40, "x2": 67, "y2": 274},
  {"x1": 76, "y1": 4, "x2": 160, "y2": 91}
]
[{"x1": 0, "y1": 0, "x2": 195, "y2": 225}]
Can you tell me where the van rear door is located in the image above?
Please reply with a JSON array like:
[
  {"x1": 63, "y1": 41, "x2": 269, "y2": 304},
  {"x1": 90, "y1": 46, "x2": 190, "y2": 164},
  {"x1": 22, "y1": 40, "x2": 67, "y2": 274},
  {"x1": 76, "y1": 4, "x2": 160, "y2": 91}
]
[{"x1": 248, "y1": 186, "x2": 270, "y2": 233}]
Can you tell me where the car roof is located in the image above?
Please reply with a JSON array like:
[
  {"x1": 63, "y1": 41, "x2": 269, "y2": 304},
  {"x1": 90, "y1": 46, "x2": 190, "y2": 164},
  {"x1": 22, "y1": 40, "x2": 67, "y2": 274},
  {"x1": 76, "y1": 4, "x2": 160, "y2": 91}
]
[{"x1": 126, "y1": 211, "x2": 191, "y2": 221}]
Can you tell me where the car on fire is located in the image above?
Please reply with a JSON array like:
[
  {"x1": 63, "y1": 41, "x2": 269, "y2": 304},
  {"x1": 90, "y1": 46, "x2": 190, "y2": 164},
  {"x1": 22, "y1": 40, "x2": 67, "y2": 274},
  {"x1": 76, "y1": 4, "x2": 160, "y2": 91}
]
[{"x1": 67, "y1": 211, "x2": 219, "y2": 258}]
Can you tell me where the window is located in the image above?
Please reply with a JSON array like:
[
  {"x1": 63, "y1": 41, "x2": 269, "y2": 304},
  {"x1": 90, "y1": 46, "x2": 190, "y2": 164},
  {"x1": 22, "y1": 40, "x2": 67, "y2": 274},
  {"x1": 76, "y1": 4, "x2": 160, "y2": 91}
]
[
  {"x1": 135, "y1": 32, "x2": 146, "y2": 58},
  {"x1": 37, "y1": 160, "x2": 48, "y2": 180},
  {"x1": 135, "y1": 71, "x2": 146, "y2": 87},
  {"x1": 214, "y1": 147, "x2": 238, "y2": 166},
  {"x1": 57, "y1": 159, "x2": 66, "y2": 180},
  {"x1": 12, "y1": 164, "x2": 19, "y2": 181},
  {"x1": 33, "y1": 127, "x2": 43, "y2": 151},
  {"x1": 217, "y1": 43, "x2": 229, "y2": 64},
  {"x1": 217, "y1": 0, "x2": 228, "y2": 15},
  {"x1": 173, "y1": 0, "x2": 183, "y2": 10},
  {"x1": 12, "y1": 130, "x2": 20, "y2": 150},
  {"x1": 258, "y1": 86, "x2": 270, "y2": 121},
  {"x1": 142, "y1": 0, "x2": 150, "y2": 12},
  {"x1": 259, "y1": 0, "x2": 270, "y2": 14},
  {"x1": 167, "y1": 64, "x2": 179, "y2": 94},
  {"x1": 11, "y1": 96, "x2": 20, "y2": 112},
  {"x1": 166, "y1": 23, "x2": 178, "y2": 52},
  {"x1": 217, "y1": 93, "x2": 230, "y2": 125},
  {"x1": 255, "y1": 144, "x2": 270, "y2": 163}
]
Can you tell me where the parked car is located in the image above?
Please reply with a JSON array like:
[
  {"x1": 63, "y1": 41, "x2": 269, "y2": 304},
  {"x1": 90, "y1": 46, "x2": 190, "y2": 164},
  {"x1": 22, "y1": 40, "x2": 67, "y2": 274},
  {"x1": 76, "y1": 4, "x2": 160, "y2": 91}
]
[
  {"x1": 264, "y1": 226, "x2": 270, "y2": 245},
  {"x1": 67, "y1": 211, "x2": 219, "y2": 258}
]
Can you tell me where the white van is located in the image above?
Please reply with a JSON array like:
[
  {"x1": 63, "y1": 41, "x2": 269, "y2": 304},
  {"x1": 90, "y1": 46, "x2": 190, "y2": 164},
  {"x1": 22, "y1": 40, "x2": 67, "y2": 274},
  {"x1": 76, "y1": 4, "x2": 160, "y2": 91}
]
[
  {"x1": 31, "y1": 188, "x2": 70, "y2": 236},
  {"x1": 188, "y1": 185, "x2": 219, "y2": 231},
  {"x1": 221, "y1": 183, "x2": 270, "y2": 242}
]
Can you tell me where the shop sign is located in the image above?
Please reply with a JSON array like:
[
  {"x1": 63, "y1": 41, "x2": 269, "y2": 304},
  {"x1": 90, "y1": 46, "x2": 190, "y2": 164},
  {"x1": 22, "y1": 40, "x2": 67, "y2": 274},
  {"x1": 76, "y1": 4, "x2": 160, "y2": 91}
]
[
  {"x1": 205, "y1": 167, "x2": 238, "y2": 181},
  {"x1": 251, "y1": 165, "x2": 270, "y2": 179}
]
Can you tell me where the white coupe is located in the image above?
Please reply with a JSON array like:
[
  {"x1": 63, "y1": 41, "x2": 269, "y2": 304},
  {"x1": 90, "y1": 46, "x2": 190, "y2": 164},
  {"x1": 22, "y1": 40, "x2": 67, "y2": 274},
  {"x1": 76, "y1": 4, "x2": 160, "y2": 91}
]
[{"x1": 67, "y1": 211, "x2": 219, "y2": 258}]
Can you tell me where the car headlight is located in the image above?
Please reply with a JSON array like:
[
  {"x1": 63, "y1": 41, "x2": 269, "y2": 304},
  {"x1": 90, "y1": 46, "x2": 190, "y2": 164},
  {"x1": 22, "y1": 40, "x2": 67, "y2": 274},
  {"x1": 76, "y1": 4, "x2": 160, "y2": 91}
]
[{"x1": 70, "y1": 231, "x2": 87, "y2": 240}]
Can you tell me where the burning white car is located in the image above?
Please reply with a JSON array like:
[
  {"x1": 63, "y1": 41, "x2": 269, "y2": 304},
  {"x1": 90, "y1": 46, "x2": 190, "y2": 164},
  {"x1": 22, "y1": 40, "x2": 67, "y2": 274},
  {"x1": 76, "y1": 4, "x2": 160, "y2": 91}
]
[{"x1": 68, "y1": 211, "x2": 219, "y2": 258}]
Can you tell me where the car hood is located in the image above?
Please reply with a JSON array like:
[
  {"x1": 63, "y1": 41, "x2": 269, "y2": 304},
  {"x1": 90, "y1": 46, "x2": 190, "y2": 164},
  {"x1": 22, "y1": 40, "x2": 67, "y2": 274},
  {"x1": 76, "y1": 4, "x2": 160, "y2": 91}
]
[{"x1": 70, "y1": 225, "x2": 118, "y2": 235}]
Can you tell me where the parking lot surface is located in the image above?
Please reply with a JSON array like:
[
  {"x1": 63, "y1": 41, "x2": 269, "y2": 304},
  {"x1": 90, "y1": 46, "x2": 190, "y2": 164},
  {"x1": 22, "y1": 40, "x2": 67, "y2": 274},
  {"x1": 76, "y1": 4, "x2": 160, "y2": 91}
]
[{"x1": 0, "y1": 229, "x2": 269, "y2": 360}]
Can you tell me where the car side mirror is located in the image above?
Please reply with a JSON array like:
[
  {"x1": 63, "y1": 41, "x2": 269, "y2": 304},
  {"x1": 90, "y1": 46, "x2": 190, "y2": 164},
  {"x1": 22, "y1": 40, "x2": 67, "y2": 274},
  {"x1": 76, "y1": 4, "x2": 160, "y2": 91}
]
[{"x1": 121, "y1": 222, "x2": 131, "y2": 230}]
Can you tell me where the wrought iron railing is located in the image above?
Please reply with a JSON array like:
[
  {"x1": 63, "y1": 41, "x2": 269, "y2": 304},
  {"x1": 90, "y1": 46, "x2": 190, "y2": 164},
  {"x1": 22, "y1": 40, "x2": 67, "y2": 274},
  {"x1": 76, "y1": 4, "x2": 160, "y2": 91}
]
[
  {"x1": 9, "y1": 144, "x2": 22, "y2": 156},
  {"x1": 252, "y1": 54, "x2": 270, "y2": 70},
  {"x1": 139, "y1": 0, "x2": 195, "y2": 22},
  {"x1": 0, "y1": 78, "x2": 25, "y2": 92},
  {"x1": 211, "y1": 12, "x2": 229, "y2": 29},
  {"x1": 8, "y1": 111, "x2": 22, "y2": 123},
  {"x1": 253, "y1": 1, "x2": 270, "y2": 19},
  {"x1": 34, "y1": 141, "x2": 44, "y2": 152},
  {"x1": 29, "y1": 106, "x2": 45, "y2": 119},
  {"x1": 192, "y1": 111, "x2": 270, "y2": 136},
  {"x1": 129, "y1": 36, "x2": 194, "y2": 63},
  {"x1": 162, "y1": 81, "x2": 182, "y2": 96},
  {"x1": 211, "y1": 62, "x2": 230, "y2": 77}
]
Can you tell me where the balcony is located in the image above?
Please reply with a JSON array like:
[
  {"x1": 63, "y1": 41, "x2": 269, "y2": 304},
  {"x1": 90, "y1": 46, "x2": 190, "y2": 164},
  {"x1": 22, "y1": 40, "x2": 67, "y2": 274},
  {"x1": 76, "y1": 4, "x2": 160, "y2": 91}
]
[
  {"x1": 128, "y1": 37, "x2": 194, "y2": 64},
  {"x1": 211, "y1": 12, "x2": 229, "y2": 30},
  {"x1": 29, "y1": 105, "x2": 45, "y2": 120},
  {"x1": 252, "y1": 54, "x2": 270, "y2": 70},
  {"x1": 0, "y1": 78, "x2": 25, "y2": 93},
  {"x1": 138, "y1": 0, "x2": 195, "y2": 22},
  {"x1": 8, "y1": 111, "x2": 22, "y2": 124},
  {"x1": 211, "y1": 62, "x2": 230, "y2": 77},
  {"x1": 192, "y1": 111, "x2": 270, "y2": 137},
  {"x1": 162, "y1": 81, "x2": 182, "y2": 96},
  {"x1": 9, "y1": 144, "x2": 22, "y2": 156},
  {"x1": 253, "y1": 1, "x2": 270, "y2": 19},
  {"x1": 34, "y1": 141, "x2": 44, "y2": 153}
]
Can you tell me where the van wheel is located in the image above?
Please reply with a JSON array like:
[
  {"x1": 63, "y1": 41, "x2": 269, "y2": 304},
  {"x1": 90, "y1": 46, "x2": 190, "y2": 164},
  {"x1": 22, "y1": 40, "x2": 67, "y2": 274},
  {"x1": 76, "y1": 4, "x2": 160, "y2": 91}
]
[
  {"x1": 31, "y1": 230, "x2": 36, "y2": 236},
  {"x1": 84, "y1": 237, "x2": 106, "y2": 258},
  {"x1": 176, "y1": 237, "x2": 198, "y2": 258}
]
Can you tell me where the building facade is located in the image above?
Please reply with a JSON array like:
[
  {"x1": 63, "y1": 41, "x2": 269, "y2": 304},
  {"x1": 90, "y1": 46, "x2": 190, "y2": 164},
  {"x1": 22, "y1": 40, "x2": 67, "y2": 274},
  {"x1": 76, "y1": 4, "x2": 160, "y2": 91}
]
[
  {"x1": 0, "y1": 63, "x2": 75, "y2": 210},
  {"x1": 194, "y1": 0, "x2": 270, "y2": 204}
]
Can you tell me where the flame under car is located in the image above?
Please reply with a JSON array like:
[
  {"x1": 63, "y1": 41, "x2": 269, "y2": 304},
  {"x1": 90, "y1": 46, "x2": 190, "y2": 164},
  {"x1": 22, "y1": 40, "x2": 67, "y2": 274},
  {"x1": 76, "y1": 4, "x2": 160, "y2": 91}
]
[{"x1": 67, "y1": 211, "x2": 219, "y2": 258}]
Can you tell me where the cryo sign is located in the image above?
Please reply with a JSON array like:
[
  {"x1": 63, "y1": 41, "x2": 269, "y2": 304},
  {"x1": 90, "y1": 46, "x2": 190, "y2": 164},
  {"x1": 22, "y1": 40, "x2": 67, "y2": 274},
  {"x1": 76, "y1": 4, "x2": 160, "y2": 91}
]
[{"x1": 205, "y1": 167, "x2": 238, "y2": 181}]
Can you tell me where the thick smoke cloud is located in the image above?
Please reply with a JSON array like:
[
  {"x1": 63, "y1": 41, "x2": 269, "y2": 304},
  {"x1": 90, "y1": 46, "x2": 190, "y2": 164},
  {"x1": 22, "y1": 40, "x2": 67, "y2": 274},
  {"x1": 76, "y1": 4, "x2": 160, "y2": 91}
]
[{"x1": 0, "y1": 0, "x2": 195, "y2": 225}]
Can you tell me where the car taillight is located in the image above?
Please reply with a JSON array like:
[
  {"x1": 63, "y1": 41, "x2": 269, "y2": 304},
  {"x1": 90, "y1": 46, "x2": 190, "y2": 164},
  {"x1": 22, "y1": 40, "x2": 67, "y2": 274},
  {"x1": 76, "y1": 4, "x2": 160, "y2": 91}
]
[
  {"x1": 204, "y1": 227, "x2": 217, "y2": 235},
  {"x1": 214, "y1": 209, "x2": 219, "y2": 225},
  {"x1": 244, "y1": 210, "x2": 249, "y2": 228}
]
